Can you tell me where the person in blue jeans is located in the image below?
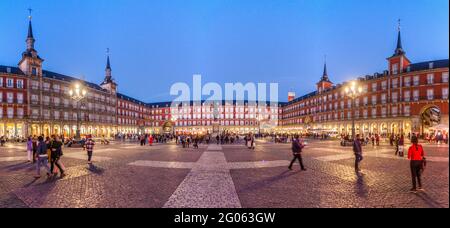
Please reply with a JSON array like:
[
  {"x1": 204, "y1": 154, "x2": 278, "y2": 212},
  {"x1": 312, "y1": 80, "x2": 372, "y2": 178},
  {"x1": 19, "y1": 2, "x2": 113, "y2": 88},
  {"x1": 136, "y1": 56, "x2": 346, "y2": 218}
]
[{"x1": 35, "y1": 136, "x2": 51, "y2": 179}]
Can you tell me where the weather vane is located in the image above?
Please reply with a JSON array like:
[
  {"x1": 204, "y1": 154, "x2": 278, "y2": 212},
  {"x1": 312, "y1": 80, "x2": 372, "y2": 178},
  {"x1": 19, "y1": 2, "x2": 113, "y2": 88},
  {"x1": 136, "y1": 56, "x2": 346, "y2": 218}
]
[{"x1": 28, "y1": 8, "x2": 33, "y2": 20}]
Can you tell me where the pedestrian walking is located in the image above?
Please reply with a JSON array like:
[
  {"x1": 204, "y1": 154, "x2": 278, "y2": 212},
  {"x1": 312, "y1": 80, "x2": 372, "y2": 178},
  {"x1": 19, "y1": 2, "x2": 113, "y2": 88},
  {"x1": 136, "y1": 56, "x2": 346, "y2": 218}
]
[
  {"x1": 34, "y1": 136, "x2": 52, "y2": 179},
  {"x1": 149, "y1": 135, "x2": 154, "y2": 146},
  {"x1": 398, "y1": 135, "x2": 405, "y2": 157},
  {"x1": 408, "y1": 136, "x2": 426, "y2": 192},
  {"x1": 288, "y1": 135, "x2": 306, "y2": 171},
  {"x1": 353, "y1": 134, "x2": 363, "y2": 173},
  {"x1": 32, "y1": 136, "x2": 38, "y2": 163},
  {"x1": 84, "y1": 135, "x2": 95, "y2": 164},
  {"x1": 50, "y1": 135, "x2": 66, "y2": 178},
  {"x1": 26, "y1": 137, "x2": 33, "y2": 162}
]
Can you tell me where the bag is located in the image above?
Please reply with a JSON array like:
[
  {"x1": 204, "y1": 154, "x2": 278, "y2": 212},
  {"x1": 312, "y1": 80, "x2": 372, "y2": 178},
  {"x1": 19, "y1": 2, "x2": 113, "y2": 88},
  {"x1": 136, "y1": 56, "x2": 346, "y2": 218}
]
[{"x1": 421, "y1": 157, "x2": 427, "y2": 171}]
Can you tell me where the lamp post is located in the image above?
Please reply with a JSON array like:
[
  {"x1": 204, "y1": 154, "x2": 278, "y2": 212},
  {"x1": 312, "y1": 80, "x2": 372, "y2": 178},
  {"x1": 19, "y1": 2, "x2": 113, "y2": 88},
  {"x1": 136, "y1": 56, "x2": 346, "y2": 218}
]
[
  {"x1": 344, "y1": 81, "x2": 363, "y2": 139},
  {"x1": 69, "y1": 82, "x2": 87, "y2": 140}
]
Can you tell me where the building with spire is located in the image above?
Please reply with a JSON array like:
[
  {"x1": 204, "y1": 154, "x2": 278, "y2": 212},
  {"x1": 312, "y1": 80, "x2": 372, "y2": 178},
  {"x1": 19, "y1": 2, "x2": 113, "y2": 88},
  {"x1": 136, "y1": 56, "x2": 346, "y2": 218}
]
[
  {"x1": 279, "y1": 21, "x2": 448, "y2": 137},
  {"x1": 0, "y1": 16, "x2": 448, "y2": 138}
]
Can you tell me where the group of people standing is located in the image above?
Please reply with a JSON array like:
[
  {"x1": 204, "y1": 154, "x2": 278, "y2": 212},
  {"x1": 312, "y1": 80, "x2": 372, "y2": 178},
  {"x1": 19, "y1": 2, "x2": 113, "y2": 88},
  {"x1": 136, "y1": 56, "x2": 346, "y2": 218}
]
[
  {"x1": 27, "y1": 135, "x2": 66, "y2": 179},
  {"x1": 27, "y1": 134, "x2": 96, "y2": 179}
]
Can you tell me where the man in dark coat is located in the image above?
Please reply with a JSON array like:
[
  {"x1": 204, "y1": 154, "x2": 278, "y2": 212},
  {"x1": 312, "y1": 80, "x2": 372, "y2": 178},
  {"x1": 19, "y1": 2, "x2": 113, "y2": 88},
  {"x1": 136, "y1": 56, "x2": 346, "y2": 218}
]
[{"x1": 288, "y1": 135, "x2": 306, "y2": 171}]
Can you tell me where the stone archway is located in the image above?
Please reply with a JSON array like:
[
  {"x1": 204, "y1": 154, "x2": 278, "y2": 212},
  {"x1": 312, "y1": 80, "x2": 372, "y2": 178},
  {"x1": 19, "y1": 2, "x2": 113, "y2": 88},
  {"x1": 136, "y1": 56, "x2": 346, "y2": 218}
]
[
  {"x1": 380, "y1": 123, "x2": 388, "y2": 136},
  {"x1": 391, "y1": 123, "x2": 399, "y2": 135},
  {"x1": 420, "y1": 105, "x2": 441, "y2": 135}
]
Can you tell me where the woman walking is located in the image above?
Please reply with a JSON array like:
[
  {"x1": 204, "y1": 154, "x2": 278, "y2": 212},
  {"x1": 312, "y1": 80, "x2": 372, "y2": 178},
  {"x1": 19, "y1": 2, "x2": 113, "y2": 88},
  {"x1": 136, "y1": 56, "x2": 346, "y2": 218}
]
[
  {"x1": 50, "y1": 135, "x2": 66, "y2": 178},
  {"x1": 408, "y1": 136, "x2": 425, "y2": 192},
  {"x1": 26, "y1": 137, "x2": 33, "y2": 162}
]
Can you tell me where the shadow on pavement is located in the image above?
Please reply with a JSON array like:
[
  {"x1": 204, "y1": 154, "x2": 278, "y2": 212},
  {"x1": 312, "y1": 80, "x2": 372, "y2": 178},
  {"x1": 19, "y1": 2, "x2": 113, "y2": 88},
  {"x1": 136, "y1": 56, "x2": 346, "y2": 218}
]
[{"x1": 238, "y1": 170, "x2": 301, "y2": 193}]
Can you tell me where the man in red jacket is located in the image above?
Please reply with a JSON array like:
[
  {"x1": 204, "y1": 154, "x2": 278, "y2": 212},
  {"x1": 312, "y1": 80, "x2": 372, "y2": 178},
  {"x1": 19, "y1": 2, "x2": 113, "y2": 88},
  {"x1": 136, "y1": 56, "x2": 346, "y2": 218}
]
[{"x1": 408, "y1": 135, "x2": 425, "y2": 192}]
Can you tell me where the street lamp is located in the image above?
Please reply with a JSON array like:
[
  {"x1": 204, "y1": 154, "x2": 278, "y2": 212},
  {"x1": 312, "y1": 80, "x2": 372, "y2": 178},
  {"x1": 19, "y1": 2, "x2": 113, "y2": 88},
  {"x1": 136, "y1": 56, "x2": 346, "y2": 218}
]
[
  {"x1": 69, "y1": 82, "x2": 87, "y2": 140},
  {"x1": 344, "y1": 81, "x2": 363, "y2": 139}
]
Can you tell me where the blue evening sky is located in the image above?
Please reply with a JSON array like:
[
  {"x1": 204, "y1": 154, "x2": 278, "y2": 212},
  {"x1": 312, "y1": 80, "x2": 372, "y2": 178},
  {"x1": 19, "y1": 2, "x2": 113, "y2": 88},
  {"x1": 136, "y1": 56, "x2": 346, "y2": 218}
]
[{"x1": 0, "y1": 0, "x2": 448, "y2": 102}]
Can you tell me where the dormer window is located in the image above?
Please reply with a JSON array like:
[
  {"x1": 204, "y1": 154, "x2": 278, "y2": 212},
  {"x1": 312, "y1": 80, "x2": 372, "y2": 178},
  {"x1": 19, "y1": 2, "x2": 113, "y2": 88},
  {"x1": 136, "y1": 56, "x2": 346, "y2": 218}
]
[
  {"x1": 32, "y1": 67, "x2": 37, "y2": 76},
  {"x1": 429, "y1": 62, "x2": 434, "y2": 69}
]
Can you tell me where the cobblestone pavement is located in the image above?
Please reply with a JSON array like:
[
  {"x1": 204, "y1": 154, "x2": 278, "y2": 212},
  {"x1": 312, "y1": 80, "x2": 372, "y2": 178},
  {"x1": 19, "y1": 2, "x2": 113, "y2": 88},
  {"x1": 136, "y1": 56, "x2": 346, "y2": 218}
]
[{"x1": 0, "y1": 140, "x2": 448, "y2": 208}]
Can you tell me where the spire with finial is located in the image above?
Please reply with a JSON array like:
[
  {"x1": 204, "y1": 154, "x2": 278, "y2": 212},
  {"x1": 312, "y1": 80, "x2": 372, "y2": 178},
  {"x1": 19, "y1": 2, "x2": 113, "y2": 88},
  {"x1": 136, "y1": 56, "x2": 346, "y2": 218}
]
[
  {"x1": 26, "y1": 8, "x2": 35, "y2": 51},
  {"x1": 103, "y1": 48, "x2": 114, "y2": 84},
  {"x1": 106, "y1": 48, "x2": 111, "y2": 70},
  {"x1": 321, "y1": 55, "x2": 330, "y2": 82},
  {"x1": 394, "y1": 19, "x2": 405, "y2": 56}
]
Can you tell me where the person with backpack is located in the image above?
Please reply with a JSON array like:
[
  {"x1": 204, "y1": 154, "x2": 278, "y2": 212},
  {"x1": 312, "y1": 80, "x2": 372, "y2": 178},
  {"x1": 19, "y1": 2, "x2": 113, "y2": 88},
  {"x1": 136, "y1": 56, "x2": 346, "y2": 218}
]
[
  {"x1": 408, "y1": 136, "x2": 426, "y2": 192},
  {"x1": 50, "y1": 135, "x2": 66, "y2": 178},
  {"x1": 288, "y1": 135, "x2": 306, "y2": 171},
  {"x1": 35, "y1": 136, "x2": 52, "y2": 179},
  {"x1": 353, "y1": 134, "x2": 363, "y2": 173},
  {"x1": 84, "y1": 135, "x2": 95, "y2": 164}
]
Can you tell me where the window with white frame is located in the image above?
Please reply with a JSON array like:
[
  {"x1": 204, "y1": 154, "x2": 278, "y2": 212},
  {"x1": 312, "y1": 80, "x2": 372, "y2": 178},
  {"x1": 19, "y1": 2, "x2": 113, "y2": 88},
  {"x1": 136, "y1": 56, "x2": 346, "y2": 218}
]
[
  {"x1": 54, "y1": 111, "x2": 60, "y2": 119},
  {"x1": 340, "y1": 101, "x2": 344, "y2": 109},
  {"x1": 371, "y1": 108, "x2": 377, "y2": 118},
  {"x1": 392, "y1": 63, "x2": 399, "y2": 74},
  {"x1": 381, "y1": 94, "x2": 386, "y2": 104},
  {"x1": 427, "y1": 74, "x2": 434, "y2": 84},
  {"x1": 427, "y1": 89, "x2": 434, "y2": 100},
  {"x1": 404, "y1": 77, "x2": 411, "y2": 86},
  {"x1": 372, "y1": 83, "x2": 377, "y2": 92},
  {"x1": 0, "y1": 92, "x2": 2, "y2": 102},
  {"x1": 43, "y1": 82, "x2": 50, "y2": 91},
  {"x1": 363, "y1": 84, "x2": 368, "y2": 93},
  {"x1": 363, "y1": 109, "x2": 368, "y2": 118},
  {"x1": 413, "y1": 90, "x2": 419, "y2": 101},
  {"x1": 347, "y1": 100, "x2": 351, "y2": 108},
  {"x1": 381, "y1": 107, "x2": 386, "y2": 117},
  {"x1": 442, "y1": 72, "x2": 449, "y2": 83},
  {"x1": 404, "y1": 91, "x2": 410, "y2": 102},
  {"x1": 443, "y1": 88, "x2": 449, "y2": 99},
  {"x1": 7, "y1": 92, "x2": 13, "y2": 103},
  {"x1": 7, "y1": 78, "x2": 13, "y2": 88},
  {"x1": 392, "y1": 106, "x2": 398, "y2": 116},
  {"x1": 371, "y1": 95, "x2": 377, "y2": 105},
  {"x1": 0, "y1": 78, "x2": 3, "y2": 87},
  {"x1": 363, "y1": 97, "x2": 368, "y2": 105},
  {"x1": 392, "y1": 92, "x2": 398, "y2": 103},
  {"x1": 7, "y1": 107, "x2": 14, "y2": 118},
  {"x1": 413, "y1": 75, "x2": 420, "y2": 86},
  {"x1": 17, "y1": 79, "x2": 24, "y2": 89},
  {"x1": 392, "y1": 78, "x2": 398, "y2": 88},
  {"x1": 355, "y1": 98, "x2": 360, "y2": 107},
  {"x1": 347, "y1": 111, "x2": 351, "y2": 120},
  {"x1": 17, "y1": 93, "x2": 23, "y2": 104},
  {"x1": 381, "y1": 81, "x2": 387, "y2": 90},
  {"x1": 404, "y1": 106, "x2": 410, "y2": 116},
  {"x1": 17, "y1": 108, "x2": 23, "y2": 118}
]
